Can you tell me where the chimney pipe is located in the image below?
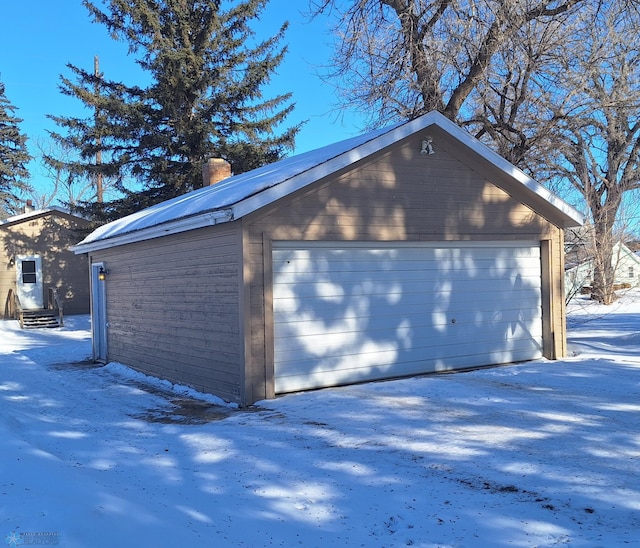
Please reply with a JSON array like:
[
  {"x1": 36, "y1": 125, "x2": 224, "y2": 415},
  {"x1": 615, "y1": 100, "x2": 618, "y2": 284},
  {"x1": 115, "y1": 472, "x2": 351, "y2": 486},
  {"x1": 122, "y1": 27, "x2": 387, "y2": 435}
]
[{"x1": 202, "y1": 158, "x2": 231, "y2": 186}]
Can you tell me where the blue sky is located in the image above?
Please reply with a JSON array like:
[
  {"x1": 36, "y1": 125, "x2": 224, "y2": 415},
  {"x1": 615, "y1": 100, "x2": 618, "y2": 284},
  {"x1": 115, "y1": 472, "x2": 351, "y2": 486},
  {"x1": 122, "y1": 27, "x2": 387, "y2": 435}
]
[{"x1": 0, "y1": 1, "x2": 364, "y2": 196}]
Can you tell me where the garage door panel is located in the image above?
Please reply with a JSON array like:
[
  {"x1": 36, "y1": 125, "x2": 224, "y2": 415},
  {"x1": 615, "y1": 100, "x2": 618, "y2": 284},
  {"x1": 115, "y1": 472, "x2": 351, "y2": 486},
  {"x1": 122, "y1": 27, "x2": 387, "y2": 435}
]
[
  {"x1": 274, "y1": 284, "x2": 541, "y2": 312},
  {"x1": 275, "y1": 259, "x2": 542, "y2": 280},
  {"x1": 275, "y1": 256, "x2": 539, "y2": 274},
  {"x1": 276, "y1": 340, "x2": 543, "y2": 380},
  {"x1": 274, "y1": 307, "x2": 543, "y2": 341},
  {"x1": 274, "y1": 277, "x2": 541, "y2": 300},
  {"x1": 273, "y1": 242, "x2": 543, "y2": 393},
  {"x1": 274, "y1": 290, "x2": 541, "y2": 318},
  {"x1": 276, "y1": 248, "x2": 539, "y2": 271},
  {"x1": 275, "y1": 339, "x2": 543, "y2": 394},
  {"x1": 275, "y1": 320, "x2": 543, "y2": 364}
]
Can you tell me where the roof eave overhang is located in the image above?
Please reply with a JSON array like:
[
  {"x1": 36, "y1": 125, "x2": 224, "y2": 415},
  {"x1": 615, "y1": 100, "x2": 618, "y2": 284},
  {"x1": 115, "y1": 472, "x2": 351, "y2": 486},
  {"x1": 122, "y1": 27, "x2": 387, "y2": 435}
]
[
  {"x1": 73, "y1": 110, "x2": 583, "y2": 252},
  {"x1": 72, "y1": 208, "x2": 233, "y2": 254},
  {"x1": 1, "y1": 207, "x2": 88, "y2": 228},
  {"x1": 73, "y1": 113, "x2": 445, "y2": 252},
  {"x1": 234, "y1": 114, "x2": 584, "y2": 228}
]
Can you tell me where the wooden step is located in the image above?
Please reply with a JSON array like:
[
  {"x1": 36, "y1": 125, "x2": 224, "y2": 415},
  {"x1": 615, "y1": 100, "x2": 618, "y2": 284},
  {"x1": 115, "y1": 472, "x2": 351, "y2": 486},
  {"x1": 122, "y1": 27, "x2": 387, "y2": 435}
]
[{"x1": 21, "y1": 310, "x2": 60, "y2": 329}]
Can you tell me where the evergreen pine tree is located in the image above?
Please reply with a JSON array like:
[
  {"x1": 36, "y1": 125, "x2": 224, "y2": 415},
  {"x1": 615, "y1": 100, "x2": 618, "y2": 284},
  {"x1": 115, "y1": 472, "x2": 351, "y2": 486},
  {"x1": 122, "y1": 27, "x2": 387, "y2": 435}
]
[
  {"x1": 0, "y1": 79, "x2": 32, "y2": 218},
  {"x1": 48, "y1": 0, "x2": 300, "y2": 221}
]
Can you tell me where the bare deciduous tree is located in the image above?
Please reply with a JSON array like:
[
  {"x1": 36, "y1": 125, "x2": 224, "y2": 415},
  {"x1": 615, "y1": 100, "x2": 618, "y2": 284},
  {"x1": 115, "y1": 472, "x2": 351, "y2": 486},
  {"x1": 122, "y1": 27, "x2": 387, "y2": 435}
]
[
  {"x1": 310, "y1": 0, "x2": 587, "y2": 127},
  {"x1": 311, "y1": 0, "x2": 640, "y2": 304},
  {"x1": 549, "y1": 5, "x2": 640, "y2": 303}
]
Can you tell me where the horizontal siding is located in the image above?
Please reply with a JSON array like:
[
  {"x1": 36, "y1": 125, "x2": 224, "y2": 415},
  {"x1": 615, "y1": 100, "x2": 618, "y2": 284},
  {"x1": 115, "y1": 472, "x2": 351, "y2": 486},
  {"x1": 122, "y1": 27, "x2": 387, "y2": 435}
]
[
  {"x1": 93, "y1": 224, "x2": 243, "y2": 403},
  {"x1": 252, "y1": 195, "x2": 551, "y2": 243},
  {"x1": 245, "y1": 136, "x2": 563, "y2": 400}
]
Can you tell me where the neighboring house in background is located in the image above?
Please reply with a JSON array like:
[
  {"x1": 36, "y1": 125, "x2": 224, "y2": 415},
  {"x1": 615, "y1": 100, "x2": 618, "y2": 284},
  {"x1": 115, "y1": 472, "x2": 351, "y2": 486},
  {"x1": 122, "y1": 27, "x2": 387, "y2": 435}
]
[
  {"x1": 565, "y1": 240, "x2": 640, "y2": 297},
  {"x1": 73, "y1": 111, "x2": 583, "y2": 406},
  {"x1": 1, "y1": 204, "x2": 91, "y2": 324}
]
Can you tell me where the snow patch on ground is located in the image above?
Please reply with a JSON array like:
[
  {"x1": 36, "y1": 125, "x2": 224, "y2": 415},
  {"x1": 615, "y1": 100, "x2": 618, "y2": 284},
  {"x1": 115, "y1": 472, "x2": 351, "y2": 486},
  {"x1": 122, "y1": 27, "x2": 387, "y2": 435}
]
[
  {"x1": 1, "y1": 292, "x2": 640, "y2": 546},
  {"x1": 103, "y1": 362, "x2": 238, "y2": 408}
]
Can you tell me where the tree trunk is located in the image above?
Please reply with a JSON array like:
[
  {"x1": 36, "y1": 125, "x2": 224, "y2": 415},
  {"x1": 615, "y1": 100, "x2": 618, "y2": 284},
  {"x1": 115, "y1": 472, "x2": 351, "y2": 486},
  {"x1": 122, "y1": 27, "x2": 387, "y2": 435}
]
[
  {"x1": 589, "y1": 189, "x2": 621, "y2": 305},
  {"x1": 591, "y1": 231, "x2": 616, "y2": 304}
]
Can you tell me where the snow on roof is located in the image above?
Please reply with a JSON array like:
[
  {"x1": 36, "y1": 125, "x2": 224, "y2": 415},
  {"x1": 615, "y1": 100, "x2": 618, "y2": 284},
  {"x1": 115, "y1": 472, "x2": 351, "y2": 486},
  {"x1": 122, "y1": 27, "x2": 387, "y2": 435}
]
[
  {"x1": 72, "y1": 123, "x2": 399, "y2": 252},
  {"x1": 73, "y1": 111, "x2": 584, "y2": 253},
  {"x1": 0, "y1": 206, "x2": 74, "y2": 227}
]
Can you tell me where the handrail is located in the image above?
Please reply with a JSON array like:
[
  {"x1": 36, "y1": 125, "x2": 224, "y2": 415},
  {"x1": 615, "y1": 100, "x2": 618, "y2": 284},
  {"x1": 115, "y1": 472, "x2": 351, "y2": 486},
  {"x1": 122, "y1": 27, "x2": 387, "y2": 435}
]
[
  {"x1": 47, "y1": 287, "x2": 64, "y2": 327},
  {"x1": 5, "y1": 289, "x2": 24, "y2": 328}
]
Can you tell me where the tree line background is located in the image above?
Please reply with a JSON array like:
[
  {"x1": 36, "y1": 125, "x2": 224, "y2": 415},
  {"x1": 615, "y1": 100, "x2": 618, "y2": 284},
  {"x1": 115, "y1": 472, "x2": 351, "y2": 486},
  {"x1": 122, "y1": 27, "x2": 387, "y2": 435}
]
[{"x1": 2, "y1": 0, "x2": 640, "y2": 304}]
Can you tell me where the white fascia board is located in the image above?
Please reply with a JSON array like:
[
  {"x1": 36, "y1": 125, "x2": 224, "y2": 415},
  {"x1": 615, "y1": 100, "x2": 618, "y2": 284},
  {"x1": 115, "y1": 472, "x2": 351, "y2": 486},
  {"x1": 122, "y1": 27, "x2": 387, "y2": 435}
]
[
  {"x1": 232, "y1": 111, "x2": 584, "y2": 227},
  {"x1": 72, "y1": 209, "x2": 233, "y2": 254},
  {"x1": 434, "y1": 115, "x2": 585, "y2": 226},
  {"x1": 232, "y1": 113, "x2": 442, "y2": 219}
]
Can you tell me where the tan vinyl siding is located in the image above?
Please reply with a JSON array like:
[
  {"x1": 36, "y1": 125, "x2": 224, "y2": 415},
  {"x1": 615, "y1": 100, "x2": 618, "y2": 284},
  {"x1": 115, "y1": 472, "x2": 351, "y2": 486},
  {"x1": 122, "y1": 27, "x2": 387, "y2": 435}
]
[
  {"x1": 1, "y1": 212, "x2": 90, "y2": 316},
  {"x1": 244, "y1": 135, "x2": 566, "y2": 400},
  {"x1": 91, "y1": 223, "x2": 244, "y2": 403}
]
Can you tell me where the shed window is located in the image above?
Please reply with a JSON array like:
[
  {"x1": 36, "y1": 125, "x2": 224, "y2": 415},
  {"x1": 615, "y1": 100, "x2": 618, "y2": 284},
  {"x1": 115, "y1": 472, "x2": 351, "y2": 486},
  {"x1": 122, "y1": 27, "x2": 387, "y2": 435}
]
[
  {"x1": 22, "y1": 260, "x2": 36, "y2": 284},
  {"x1": 629, "y1": 266, "x2": 635, "y2": 278}
]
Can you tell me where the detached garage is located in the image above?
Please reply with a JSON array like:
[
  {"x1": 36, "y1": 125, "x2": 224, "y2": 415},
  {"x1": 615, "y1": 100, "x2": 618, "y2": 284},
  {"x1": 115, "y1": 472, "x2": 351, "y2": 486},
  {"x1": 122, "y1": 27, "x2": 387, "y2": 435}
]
[{"x1": 73, "y1": 111, "x2": 583, "y2": 406}]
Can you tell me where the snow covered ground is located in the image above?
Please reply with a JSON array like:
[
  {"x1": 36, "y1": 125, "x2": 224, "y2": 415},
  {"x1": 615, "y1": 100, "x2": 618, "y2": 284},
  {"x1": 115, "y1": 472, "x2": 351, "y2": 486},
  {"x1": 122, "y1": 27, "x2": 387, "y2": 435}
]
[{"x1": 1, "y1": 292, "x2": 639, "y2": 547}]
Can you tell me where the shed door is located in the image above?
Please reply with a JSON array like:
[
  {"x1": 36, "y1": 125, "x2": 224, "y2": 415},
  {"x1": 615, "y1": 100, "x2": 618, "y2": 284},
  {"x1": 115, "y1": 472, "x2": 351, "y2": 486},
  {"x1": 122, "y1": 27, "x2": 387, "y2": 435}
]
[
  {"x1": 272, "y1": 242, "x2": 543, "y2": 393},
  {"x1": 16, "y1": 255, "x2": 44, "y2": 309}
]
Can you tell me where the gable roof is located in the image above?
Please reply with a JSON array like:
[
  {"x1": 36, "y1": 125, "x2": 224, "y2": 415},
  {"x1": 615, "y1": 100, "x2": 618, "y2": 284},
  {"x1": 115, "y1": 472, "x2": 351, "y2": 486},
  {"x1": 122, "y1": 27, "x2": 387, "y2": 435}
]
[
  {"x1": 72, "y1": 111, "x2": 584, "y2": 254},
  {"x1": 0, "y1": 206, "x2": 87, "y2": 229}
]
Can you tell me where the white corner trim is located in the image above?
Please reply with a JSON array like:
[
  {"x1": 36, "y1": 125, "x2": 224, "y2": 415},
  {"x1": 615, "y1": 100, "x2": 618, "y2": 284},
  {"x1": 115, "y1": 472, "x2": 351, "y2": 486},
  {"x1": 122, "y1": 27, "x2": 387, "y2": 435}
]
[{"x1": 72, "y1": 209, "x2": 233, "y2": 254}]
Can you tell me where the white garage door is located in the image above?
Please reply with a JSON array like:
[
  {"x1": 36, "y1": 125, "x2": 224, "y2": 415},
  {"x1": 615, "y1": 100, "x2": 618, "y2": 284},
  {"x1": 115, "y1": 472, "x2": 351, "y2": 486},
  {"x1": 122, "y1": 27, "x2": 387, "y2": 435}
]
[{"x1": 272, "y1": 241, "x2": 543, "y2": 393}]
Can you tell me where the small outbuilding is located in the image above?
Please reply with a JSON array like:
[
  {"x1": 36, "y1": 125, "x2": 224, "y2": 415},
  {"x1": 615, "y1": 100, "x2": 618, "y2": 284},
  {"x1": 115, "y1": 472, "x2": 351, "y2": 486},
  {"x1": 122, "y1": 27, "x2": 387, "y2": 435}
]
[
  {"x1": 73, "y1": 112, "x2": 583, "y2": 405},
  {"x1": 2, "y1": 205, "x2": 90, "y2": 323}
]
